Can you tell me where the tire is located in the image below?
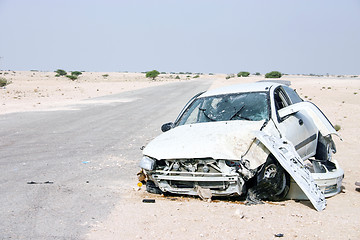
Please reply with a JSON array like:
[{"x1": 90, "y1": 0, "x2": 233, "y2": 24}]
[
  {"x1": 146, "y1": 181, "x2": 163, "y2": 195},
  {"x1": 255, "y1": 156, "x2": 290, "y2": 201}
]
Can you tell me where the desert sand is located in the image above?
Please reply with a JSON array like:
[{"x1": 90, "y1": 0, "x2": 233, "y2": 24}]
[{"x1": 1, "y1": 71, "x2": 359, "y2": 239}]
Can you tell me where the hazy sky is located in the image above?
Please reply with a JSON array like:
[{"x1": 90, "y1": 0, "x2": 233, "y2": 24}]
[{"x1": 1, "y1": 0, "x2": 359, "y2": 74}]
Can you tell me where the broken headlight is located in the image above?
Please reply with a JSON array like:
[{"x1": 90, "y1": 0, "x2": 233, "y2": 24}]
[{"x1": 139, "y1": 156, "x2": 156, "y2": 171}]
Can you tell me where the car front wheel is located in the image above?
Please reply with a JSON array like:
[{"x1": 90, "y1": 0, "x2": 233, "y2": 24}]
[{"x1": 254, "y1": 156, "x2": 290, "y2": 201}]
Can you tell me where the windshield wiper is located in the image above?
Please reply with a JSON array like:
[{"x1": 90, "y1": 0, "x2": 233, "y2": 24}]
[
  {"x1": 230, "y1": 105, "x2": 246, "y2": 120},
  {"x1": 199, "y1": 108, "x2": 216, "y2": 121}
]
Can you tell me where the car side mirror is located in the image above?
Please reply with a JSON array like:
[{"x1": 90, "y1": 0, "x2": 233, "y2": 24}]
[{"x1": 161, "y1": 122, "x2": 173, "y2": 132}]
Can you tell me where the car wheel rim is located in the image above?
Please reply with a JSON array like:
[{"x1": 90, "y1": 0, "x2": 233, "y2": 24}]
[{"x1": 264, "y1": 164, "x2": 277, "y2": 178}]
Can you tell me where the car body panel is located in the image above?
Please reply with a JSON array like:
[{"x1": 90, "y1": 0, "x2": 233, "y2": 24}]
[
  {"x1": 287, "y1": 159, "x2": 344, "y2": 200},
  {"x1": 254, "y1": 131, "x2": 326, "y2": 211},
  {"x1": 143, "y1": 120, "x2": 264, "y2": 161},
  {"x1": 278, "y1": 101, "x2": 341, "y2": 139}
]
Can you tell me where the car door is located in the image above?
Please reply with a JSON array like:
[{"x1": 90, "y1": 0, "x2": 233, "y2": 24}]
[
  {"x1": 281, "y1": 86, "x2": 318, "y2": 157},
  {"x1": 273, "y1": 86, "x2": 316, "y2": 159}
]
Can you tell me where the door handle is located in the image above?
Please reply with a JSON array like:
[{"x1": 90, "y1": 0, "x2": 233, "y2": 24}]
[{"x1": 299, "y1": 119, "x2": 304, "y2": 125}]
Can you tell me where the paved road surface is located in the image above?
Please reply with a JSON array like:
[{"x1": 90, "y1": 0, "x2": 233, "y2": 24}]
[{"x1": 0, "y1": 80, "x2": 211, "y2": 239}]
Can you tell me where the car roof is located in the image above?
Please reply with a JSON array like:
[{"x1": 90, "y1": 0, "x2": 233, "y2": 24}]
[{"x1": 200, "y1": 81, "x2": 283, "y2": 97}]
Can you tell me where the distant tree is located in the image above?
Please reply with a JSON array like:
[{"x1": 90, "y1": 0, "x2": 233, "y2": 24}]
[
  {"x1": 254, "y1": 72, "x2": 261, "y2": 76},
  {"x1": 55, "y1": 69, "x2": 67, "y2": 76},
  {"x1": 0, "y1": 77, "x2": 9, "y2": 87},
  {"x1": 66, "y1": 75, "x2": 77, "y2": 81},
  {"x1": 71, "y1": 71, "x2": 82, "y2": 77},
  {"x1": 146, "y1": 70, "x2": 160, "y2": 80},
  {"x1": 237, "y1": 71, "x2": 250, "y2": 77},
  {"x1": 265, "y1": 71, "x2": 282, "y2": 78}
]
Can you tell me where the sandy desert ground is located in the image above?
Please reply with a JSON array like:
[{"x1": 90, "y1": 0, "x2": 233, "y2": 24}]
[{"x1": 1, "y1": 71, "x2": 359, "y2": 239}]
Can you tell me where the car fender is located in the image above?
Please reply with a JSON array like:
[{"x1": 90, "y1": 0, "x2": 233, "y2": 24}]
[{"x1": 253, "y1": 131, "x2": 326, "y2": 211}]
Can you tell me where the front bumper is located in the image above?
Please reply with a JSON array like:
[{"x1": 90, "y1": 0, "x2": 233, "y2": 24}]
[{"x1": 148, "y1": 170, "x2": 245, "y2": 196}]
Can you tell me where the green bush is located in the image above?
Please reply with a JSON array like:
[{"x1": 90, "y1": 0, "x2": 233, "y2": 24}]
[
  {"x1": 193, "y1": 75, "x2": 200, "y2": 78},
  {"x1": 175, "y1": 75, "x2": 180, "y2": 79},
  {"x1": 66, "y1": 75, "x2": 77, "y2": 81},
  {"x1": 71, "y1": 71, "x2": 82, "y2": 76},
  {"x1": 146, "y1": 70, "x2": 160, "y2": 80},
  {"x1": 0, "y1": 77, "x2": 9, "y2": 87},
  {"x1": 254, "y1": 72, "x2": 261, "y2": 76},
  {"x1": 55, "y1": 69, "x2": 67, "y2": 76},
  {"x1": 102, "y1": 74, "x2": 109, "y2": 78},
  {"x1": 237, "y1": 71, "x2": 250, "y2": 77},
  {"x1": 265, "y1": 71, "x2": 282, "y2": 78},
  {"x1": 334, "y1": 124, "x2": 341, "y2": 131}
]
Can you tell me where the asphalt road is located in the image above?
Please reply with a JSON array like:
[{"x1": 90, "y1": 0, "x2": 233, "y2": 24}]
[{"x1": 0, "y1": 79, "x2": 212, "y2": 239}]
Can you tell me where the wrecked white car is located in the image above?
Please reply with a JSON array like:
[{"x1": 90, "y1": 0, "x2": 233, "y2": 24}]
[{"x1": 139, "y1": 82, "x2": 344, "y2": 211}]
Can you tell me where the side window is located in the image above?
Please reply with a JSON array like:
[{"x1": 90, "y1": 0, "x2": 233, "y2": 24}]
[
  {"x1": 274, "y1": 87, "x2": 291, "y2": 111},
  {"x1": 282, "y1": 86, "x2": 303, "y2": 104}
]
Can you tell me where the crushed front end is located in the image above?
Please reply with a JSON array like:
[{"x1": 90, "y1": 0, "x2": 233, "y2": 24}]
[{"x1": 139, "y1": 156, "x2": 252, "y2": 196}]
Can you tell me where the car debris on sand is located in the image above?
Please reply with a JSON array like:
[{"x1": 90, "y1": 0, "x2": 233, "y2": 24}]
[{"x1": 139, "y1": 81, "x2": 344, "y2": 211}]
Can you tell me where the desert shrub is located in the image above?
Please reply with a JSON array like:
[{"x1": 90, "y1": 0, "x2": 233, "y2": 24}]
[
  {"x1": 55, "y1": 74, "x2": 60, "y2": 77},
  {"x1": 146, "y1": 70, "x2": 160, "y2": 80},
  {"x1": 71, "y1": 71, "x2": 82, "y2": 76},
  {"x1": 226, "y1": 74, "x2": 235, "y2": 79},
  {"x1": 334, "y1": 124, "x2": 341, "y2": 131},
  {"x1": 254, "y1": 72, "x2": 261, "y2": 76},
  {"x1": 265, "y1": 71, "x2": 282, "y2": 78},
  {"x1": 66, "y1": 75, "x2": 77, "y2": 81},
  {"x1": 193, "y1": 75, "x2": 200, "y2": 78},
  {"x1": 175, "y1": 75, "x2": 180, "y2": 79},
  {"x1": 237, "y1": 71, "x2": 250, "y2": 77},
  {"x1": 102, "y1": 74, "x2": 109, "y2": 78},
  {"x1": 209, "y1": 73, "x2": 214, "y2": 75},
  {"x1": 0, "y1": 77, "x2": 9, "y2": 87},
  {"x1": 55, "y1": 69, "x2": 67, "y2": 76},
  {"x1": 161, "y1": 72, "x2": 166, "y2": 74}
]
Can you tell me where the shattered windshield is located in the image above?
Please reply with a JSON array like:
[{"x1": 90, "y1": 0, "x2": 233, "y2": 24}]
[{"x1": 176, "y1": 92, "x2": 269, "y2": 126}]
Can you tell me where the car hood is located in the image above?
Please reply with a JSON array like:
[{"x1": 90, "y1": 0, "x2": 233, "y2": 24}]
[{"x1": 143, "y1": 120, "x2": 265, "y2": 160}]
